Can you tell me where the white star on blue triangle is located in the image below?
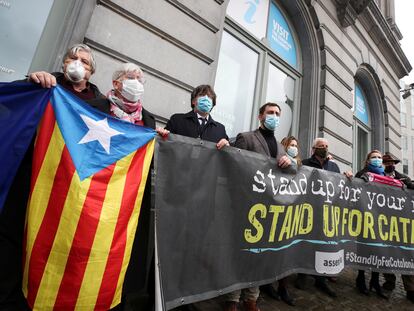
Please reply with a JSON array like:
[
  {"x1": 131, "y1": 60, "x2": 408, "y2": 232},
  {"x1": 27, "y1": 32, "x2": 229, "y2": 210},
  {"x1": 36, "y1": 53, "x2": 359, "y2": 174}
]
[
  {"x1": 78, "y1": 114, "x2": 124, "y2": 154},
  {"x1": 50, "y1": 86, "x2": 156, "y2": 180}
]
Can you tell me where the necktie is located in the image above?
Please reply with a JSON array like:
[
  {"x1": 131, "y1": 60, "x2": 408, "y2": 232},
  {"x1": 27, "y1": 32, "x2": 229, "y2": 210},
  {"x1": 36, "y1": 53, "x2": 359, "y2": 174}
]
[{"x1": 199, "y1": 117, "x2": 206, "y2": 127}]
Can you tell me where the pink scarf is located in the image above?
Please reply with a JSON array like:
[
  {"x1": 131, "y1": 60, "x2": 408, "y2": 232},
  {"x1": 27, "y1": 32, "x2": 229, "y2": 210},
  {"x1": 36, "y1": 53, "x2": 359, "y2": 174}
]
[{"x1": 107, "y1": 90, "x2": 143, "y2": 124}]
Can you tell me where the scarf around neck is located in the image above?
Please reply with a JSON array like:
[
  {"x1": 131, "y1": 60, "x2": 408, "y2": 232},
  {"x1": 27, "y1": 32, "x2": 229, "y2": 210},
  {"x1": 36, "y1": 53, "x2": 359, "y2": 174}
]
[{"x1": 107, "y1": 90, "x2": 143, "y2": 124}]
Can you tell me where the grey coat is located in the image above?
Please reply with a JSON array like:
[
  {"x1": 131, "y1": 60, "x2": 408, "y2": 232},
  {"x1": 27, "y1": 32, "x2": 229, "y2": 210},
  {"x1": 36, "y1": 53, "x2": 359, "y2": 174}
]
[{"x1": 233, "y1": 128, "x2": 286, "y2": 161}]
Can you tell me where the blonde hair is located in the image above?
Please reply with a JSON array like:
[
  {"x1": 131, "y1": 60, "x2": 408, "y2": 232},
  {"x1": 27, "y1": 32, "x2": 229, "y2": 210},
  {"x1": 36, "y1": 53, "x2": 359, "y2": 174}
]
[{"x1": 281, "y1": 136, "x2": 302, "y2": 165}]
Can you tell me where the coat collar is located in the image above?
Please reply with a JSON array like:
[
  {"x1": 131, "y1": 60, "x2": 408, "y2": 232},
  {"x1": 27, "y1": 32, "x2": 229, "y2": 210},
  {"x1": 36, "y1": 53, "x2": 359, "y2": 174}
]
[
  {"x1": 253, "y1": 128, "x2": 271, "y2": 156},
  {"x1": 184, "y1": 110, "x2": 218, "y2": 126}
]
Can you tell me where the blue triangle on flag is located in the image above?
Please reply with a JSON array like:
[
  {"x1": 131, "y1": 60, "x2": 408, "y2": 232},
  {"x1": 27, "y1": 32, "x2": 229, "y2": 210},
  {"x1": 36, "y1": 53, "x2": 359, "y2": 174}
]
[{"x1": 51, "y1": 86, "x2": 156, "y2": 180}]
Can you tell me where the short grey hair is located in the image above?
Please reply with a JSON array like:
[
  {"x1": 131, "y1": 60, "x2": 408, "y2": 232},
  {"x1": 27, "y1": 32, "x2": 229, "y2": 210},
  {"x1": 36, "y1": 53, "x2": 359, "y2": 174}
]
[
  {"x1": 63, "y1": 44, "x2": 96, "y2": 74},
  {"x1": 112, "y1": 63, "x2": 144, "y2": 83},
  {"x1": 312, "y1": 137, "x2": 328, "y2": 148}
]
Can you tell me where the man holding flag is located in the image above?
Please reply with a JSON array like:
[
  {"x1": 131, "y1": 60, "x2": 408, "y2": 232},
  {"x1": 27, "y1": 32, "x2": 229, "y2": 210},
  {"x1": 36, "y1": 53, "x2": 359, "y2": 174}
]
[{"x1": 0, "y1": 43, "x2": 111, "y2": 311}]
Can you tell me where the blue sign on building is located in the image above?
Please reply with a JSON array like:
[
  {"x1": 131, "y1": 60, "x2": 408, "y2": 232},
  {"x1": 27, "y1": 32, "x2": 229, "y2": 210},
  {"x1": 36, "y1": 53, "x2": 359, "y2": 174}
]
[
  {"x1": 355, "y1": 85, "x2": 369, "y2": 125},
  {"x1": 266, "y1": 2, "x2": 297, "y2": 68}
]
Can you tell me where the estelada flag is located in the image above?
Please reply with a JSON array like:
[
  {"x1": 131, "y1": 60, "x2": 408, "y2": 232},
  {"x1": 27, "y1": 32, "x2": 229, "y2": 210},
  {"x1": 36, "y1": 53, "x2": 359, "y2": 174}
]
[{"x1": 22, "y1": 85, "x2": 156, "y2": 310}]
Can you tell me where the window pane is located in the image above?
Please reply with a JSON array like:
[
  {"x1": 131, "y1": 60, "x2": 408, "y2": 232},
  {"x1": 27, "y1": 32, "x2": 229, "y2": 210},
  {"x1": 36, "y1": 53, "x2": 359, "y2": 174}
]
[
  {"x1": 213, "y1": 31, "x2": 259, "y2": 138},
  {"x1": 401, "y1": 113, "x2": 407, "y2": 127},
  {"x1": 402, "y1": 135, "x2": 408, "y2": 151},
  {"x1": 265, "y1": 63, "x2": 295, "y2": 141},
  {"x1": 354, "y1": 84, "x2": 369, "y2": 125},
  {"x1": 411, "y1": 97, "x2": 414, "y2": 115},
  {"x1": 226, "y1": 0, "x2": 269, "y2": 39},
  {"x1": 403, "y1": 159, "x2": 409, "y2": 175},
  {"x1": 0, "y1": 0, "x2": 53, "y2": 81},
  {"x1": 357, "y1": 127, "x2": 368, "y2": 171},
  {"x1": 401, "y1": 100, "x2": 407, "y2": 113}
]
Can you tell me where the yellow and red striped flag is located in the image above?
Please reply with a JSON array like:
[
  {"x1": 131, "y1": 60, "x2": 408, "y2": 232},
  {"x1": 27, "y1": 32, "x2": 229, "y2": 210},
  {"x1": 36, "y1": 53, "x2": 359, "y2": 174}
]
[{"x1": 22, "y1": 86, "x2": 156, "y2": 310}]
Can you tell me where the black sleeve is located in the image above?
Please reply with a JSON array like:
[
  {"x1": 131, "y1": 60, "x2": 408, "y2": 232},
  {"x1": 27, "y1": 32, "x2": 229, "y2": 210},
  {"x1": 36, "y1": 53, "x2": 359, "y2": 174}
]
[
  {"x1": 334, "y1": 163, "x2": 341, "y2": 173},
  {"x1": 142, "y1": 109, "x2": 156, "y2": 129},
  {"x1": 221, "y1": 124, "x2": 229, "y2": 141},
  {"x1": 398, "y1": 173, "x2": 414, "y2": 190},
  {"x1": 165, "y1": 115, "x2": 175, "y2": 132},
  {"x1": 355, "y1": 169, "x2": 365, "y2": 179}
]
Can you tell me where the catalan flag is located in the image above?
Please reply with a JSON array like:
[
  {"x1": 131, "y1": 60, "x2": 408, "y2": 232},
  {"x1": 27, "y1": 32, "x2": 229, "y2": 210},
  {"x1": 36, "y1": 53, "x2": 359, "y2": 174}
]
[{"x1": 22, "y1": 85, "x2": 156, "y2": 310}]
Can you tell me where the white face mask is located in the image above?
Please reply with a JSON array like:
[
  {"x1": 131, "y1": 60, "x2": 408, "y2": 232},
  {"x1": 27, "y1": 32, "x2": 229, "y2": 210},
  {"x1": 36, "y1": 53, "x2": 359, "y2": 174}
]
[
  {"x1": 121, "y1": 79, "x2": 144, "y2": 102},
  {"x1": 287, "y1": 146, "x2": 298, "y2": 158},
  {"x1": 65, "y1": 60, "x2": 86, "y2": 83}
]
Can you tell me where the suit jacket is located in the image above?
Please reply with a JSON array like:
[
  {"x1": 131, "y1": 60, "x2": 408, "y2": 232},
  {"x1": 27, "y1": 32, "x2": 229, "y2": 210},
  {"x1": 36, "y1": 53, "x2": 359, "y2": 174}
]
[
  {"x1": 234, "y1": 128, "x2": 285, "y2": 161},
  {"x1": 166, "y1": 110, "x2": 228, "y2": 143}
]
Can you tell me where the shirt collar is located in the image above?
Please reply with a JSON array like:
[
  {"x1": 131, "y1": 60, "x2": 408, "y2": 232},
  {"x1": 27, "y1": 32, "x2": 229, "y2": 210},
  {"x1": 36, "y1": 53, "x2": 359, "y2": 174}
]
[{"x1": 196, "y1": 112, "x2": 209, "y2": 121}]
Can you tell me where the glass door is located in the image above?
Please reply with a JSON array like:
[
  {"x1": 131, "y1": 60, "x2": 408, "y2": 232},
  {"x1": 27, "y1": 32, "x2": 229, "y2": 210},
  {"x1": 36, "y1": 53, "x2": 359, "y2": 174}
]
[{"x1": 265, "y1": 62, "x2": 296, "y2": 141}]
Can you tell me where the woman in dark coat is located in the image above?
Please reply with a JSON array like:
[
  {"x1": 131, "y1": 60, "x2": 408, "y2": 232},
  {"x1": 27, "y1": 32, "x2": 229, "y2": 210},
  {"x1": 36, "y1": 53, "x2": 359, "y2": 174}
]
[{"x1": 355, "y1": 149, "x2": 387, "y2": 299}]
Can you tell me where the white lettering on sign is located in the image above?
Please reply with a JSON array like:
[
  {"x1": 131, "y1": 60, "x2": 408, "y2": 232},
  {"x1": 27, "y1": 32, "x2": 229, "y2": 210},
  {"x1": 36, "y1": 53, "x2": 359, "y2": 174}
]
[
  {"x1": 272, "y1": 20, "x2": 291, "y2": 51},
  {"x1": 0, "y1": 65, "x2": 15, "y2": 74},
  {"x1": 272, "y1": 20, "x2": 289, "y2": 41},
  {"x1": 0, "y1": 0, "x2": 11, "y2": 8}
]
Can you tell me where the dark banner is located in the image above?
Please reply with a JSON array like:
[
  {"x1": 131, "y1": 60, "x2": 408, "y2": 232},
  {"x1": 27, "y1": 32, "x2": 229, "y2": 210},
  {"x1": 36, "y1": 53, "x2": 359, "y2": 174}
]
[{"x1": 155, "y1": 135, "x2": 414, "y2": 309}]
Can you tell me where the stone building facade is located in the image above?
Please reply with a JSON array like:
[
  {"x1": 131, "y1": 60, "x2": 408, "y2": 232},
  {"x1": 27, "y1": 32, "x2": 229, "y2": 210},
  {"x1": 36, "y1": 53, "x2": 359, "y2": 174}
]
[{"x1": 1, "y1": 0, "x2": 411, "y2": 172}]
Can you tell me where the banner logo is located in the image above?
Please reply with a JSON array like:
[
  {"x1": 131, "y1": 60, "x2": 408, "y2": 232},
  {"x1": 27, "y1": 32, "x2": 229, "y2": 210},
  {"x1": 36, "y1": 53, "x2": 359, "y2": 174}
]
[{"x1": 315, "y1": 250, "x2": 344, "y2": 274}]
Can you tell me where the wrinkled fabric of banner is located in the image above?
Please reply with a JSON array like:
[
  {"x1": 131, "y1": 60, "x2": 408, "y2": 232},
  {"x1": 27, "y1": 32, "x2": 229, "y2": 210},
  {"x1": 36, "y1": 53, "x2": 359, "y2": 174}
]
[{"x1": 155, "y1": 135, "x2": 414, "y2": 309}]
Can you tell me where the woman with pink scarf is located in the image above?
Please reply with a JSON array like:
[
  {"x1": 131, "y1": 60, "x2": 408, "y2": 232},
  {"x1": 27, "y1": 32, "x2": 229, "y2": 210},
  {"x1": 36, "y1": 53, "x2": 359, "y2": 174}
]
[
  {"x1": 107, "y1": 63, "x2": 167, "y2": 310},
  {"x1": 107, "y1": 62, "x2": 168, "y2": 136}
]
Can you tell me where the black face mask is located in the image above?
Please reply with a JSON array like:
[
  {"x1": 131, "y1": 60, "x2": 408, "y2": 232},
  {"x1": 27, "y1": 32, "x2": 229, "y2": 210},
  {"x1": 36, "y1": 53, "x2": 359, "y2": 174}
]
[
  {"x1": 384, "y1": 165, "x2": 395, "y2": 173},
  {"x1": 314, "y1": 147, "x2": 328, "y2": 159}
]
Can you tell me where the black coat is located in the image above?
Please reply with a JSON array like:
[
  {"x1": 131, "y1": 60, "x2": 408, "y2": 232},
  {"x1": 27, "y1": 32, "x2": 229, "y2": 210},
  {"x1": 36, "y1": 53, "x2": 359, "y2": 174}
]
[
  {"x1": 302, "y1": 154, "x2": 340, "y2": 173},
  {"x1": 54, "y1": 72, "x2": 105, "y2": 100},
  {"x1": 355, "y1": 167, "x2": 372, "y2": 179},
  {"x1": 166, "y1": 110, "x2": 228, "y2": 143}
]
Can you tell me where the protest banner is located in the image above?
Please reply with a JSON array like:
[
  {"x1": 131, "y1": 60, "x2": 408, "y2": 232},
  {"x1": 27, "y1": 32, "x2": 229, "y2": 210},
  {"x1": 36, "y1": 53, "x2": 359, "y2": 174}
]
[{"x1": 155, "y1": 135, "x2": 414, "y2": 309}]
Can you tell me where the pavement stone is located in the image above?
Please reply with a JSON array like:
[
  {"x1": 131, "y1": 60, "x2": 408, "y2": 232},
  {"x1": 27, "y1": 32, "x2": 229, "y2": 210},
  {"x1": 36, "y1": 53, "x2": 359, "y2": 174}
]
[{"x1": 180, "y1": 268, "x2": 414, "y2": 311}]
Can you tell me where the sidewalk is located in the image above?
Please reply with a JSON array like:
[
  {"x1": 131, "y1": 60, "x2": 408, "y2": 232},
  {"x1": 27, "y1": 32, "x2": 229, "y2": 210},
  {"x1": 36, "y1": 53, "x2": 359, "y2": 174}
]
[{"x1": 188, "y1": 268, "x2": 413, "y2": 311}]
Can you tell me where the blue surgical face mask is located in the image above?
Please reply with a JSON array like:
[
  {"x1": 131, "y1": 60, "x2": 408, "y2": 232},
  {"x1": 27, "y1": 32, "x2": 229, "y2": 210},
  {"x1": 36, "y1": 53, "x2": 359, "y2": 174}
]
[
  {"x1": 287, "y1": 146, "x2": 298, "y2": 158},
  {"x1": 196, "y1": 95, "x2": 213, "y2": 113},
  {"x1": 369, "y1": 158, "x2": 383, "y2": 167},
  {"x1": 263, "y1": 114, "x2": 280, "y2": 131}
]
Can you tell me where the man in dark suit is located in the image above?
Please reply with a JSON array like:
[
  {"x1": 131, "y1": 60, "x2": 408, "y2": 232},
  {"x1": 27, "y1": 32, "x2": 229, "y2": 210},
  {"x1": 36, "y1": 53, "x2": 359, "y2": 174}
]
[
  {"x1": 165, "y1": 84, "x2": 229, "y2": 148},
  {"x1": 224, "y1": 102, "x2": 291, "y2": 311}
]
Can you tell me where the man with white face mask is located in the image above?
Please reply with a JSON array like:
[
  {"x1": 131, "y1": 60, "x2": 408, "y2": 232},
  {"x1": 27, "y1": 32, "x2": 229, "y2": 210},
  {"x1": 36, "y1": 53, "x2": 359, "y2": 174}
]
[
  {"x1": 1, "y1": 44, "x2": 108, "y2": 310},
  {"x1": 27, "y1": 44, "x2": 107, "y2": 108}
]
